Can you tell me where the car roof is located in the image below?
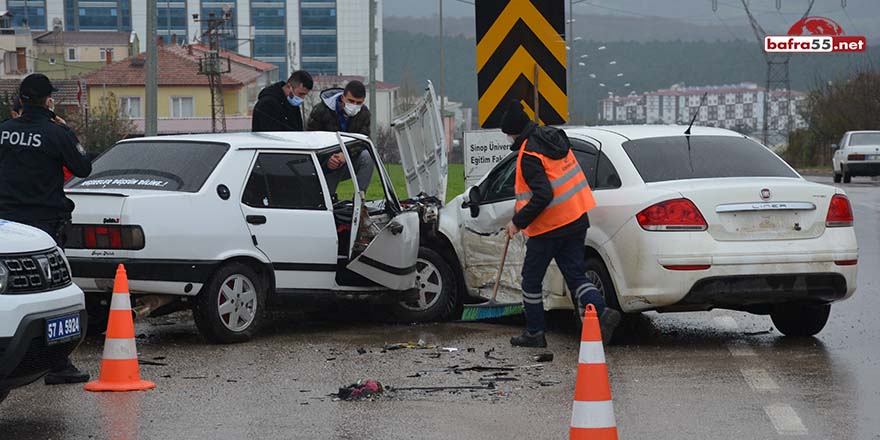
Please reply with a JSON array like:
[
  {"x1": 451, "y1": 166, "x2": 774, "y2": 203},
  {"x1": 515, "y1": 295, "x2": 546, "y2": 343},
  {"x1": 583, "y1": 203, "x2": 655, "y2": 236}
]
[
  {"x1": 565, "y1": 125, "x2": 744, "y2": 141},
  {"x1": 846, "y1": 130, "x2": 880, "y2": 134},
  {"x1": 118, "y1": 131, "x2": 368, "y2": 150}
]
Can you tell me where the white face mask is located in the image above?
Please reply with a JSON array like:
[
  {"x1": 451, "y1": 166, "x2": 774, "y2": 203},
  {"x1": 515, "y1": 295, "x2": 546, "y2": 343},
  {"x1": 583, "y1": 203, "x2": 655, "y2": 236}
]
[
  {"x1": 344, "y1": 102, "x2": 362, "y2": 117},
  {"x1": 47, "y1": 97, "x2": 55, "y2": 112}
]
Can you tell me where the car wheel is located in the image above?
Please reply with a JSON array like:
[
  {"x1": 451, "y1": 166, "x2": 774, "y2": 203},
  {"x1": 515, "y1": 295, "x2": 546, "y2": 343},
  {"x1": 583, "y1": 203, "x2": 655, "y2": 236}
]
[
  {"x1": 390, "y1": 247, "x2": 458, "y2": 322},
  {"x1": 770, "y1": 303, "x2": 830, "y2": 337},
  {"x1": 579, "y1": 257, "x2": 623, "y2": 316},
  {"x1": 193, "y1": 263, "x2": 266, "y2": 344},
  {"x1": 833, "y1": 173, "x2": 842, "y2": 183},
  {"x1": 842, "y1": 166, "x2": 852, "y2": 183}
]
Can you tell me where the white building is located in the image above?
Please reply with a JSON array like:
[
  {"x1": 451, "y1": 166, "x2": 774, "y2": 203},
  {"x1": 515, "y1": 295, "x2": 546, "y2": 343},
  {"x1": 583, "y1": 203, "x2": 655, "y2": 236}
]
[
  {"x1": 600, "y1": 82, "x2": 808, "y2": 133},
  {"x1": 0, "y1": 0, "x2": 383, "y2": 80}
]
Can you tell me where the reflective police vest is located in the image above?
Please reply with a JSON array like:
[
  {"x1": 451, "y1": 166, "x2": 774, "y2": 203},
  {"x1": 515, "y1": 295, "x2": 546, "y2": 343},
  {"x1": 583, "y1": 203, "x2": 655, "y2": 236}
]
[{"x1": 514, "y1": 140, "x2": 596, "y2": 237}]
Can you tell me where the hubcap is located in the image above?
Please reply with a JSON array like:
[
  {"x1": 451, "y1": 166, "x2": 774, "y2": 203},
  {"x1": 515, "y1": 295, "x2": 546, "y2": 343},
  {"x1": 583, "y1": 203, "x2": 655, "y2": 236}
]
[
  {"x1": 217, "y1": 274, "x2": 257, "y2": 332},
  {"x1": 585, "y1": 269, "x2": 607, "y2": 301},
  {"x1": 399, "y1": 258, "x2": 443, "y2": 312}
]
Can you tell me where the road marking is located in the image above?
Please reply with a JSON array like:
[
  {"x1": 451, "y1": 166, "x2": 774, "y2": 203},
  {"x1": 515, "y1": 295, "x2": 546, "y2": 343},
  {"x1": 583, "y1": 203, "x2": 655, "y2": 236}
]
[
  {"x1": 741, "y1": 368, "x2": 780, "y2": 392},
  {"x1": 714, "y1": 316, "x2": 739, "y2": 331},
  {"x1": 764, "y1": 403, "x2": 808, "y2": 435},
  {"x1": 726, "y1": 341, "x2": 757, "y2": 357}
]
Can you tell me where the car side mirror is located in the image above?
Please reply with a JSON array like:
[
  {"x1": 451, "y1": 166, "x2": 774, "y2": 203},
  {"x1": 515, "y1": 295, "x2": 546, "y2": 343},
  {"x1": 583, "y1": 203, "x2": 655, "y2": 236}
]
[
  {"x1": 467, "y1": 186, "x2": 482, "y2": 218},
  {"x1": 831, "y1": 144, "x2": 839, "y2": 151}
]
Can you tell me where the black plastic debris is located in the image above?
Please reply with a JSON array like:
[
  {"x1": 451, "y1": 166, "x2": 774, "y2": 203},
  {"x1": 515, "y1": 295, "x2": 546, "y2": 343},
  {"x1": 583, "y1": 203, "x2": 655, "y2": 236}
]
[
  {"x1": 335, "y1": 380, "x2": 383, "y2": 401},
  {"x1": 357, "y1": 347, "x2": 367, "y2": 355},
  {"x1": 532, "y1": 352, "x2": 554, "y2": 362}
]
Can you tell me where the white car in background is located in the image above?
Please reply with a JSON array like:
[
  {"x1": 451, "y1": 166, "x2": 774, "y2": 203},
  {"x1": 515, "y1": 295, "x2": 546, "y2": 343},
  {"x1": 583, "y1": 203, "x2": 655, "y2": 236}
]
[
  {"x1": 398, "y1": 124, "x2": 858, "y2": 337},
  {"x1": 0, "y1": 220, "x2": 86, "y2": 404},
  {"x1": 832, "y1": 130, "x2": 880, "y2": 183}
]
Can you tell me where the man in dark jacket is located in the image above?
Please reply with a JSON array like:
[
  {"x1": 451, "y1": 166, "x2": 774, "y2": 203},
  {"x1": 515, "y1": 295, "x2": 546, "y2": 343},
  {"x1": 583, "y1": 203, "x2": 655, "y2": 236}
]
[
  {"x1": 500, "y1": 100, "x2": 620, "y2": 347},
  {"x1": 306, "y1": 80, "x2": 374, "y2": 194},
  {"x1": 252, "y1": 70, "x2": 313, "y2": 132},
  {"x1": 0, "y1": 73, "x2": 92, "y2": 383}
]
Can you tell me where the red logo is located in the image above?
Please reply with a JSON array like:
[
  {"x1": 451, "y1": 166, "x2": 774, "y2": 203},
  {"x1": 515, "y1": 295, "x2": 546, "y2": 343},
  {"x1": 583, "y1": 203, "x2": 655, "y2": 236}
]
[
  {"x1": 787, "y1": 16, "x2": 844, "y2": 36},
  {"x1": 760, "y1": 189, "x2": 771, "y2": 200}
]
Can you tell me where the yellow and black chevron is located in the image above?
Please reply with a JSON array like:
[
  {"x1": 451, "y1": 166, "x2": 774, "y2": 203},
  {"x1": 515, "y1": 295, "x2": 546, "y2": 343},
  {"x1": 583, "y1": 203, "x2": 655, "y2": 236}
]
[{"x1": 476, "y1": 0, "x2": 567, "y2": 128}]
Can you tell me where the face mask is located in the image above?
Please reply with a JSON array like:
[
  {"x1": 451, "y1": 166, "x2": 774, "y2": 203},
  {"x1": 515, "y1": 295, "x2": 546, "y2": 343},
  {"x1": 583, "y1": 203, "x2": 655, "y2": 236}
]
[
  {"x1": 344, "y1": 102, "x2": 362, "y2": 117},
  {"x1": 47, "y1": 98, "x2": 55, "y2": 112},
  {"x1": 287, "y1": 95, "x2": 303, "y2": 107}
]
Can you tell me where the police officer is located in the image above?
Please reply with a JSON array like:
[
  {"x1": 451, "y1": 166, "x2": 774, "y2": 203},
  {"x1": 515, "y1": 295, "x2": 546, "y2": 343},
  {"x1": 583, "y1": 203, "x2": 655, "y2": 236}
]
[
  {"x1": 500, "y1": 100, "x2": 621, "y2": 348},
  {"x1": 0, "y1": 73, "x2": 92, "y2": 384}
]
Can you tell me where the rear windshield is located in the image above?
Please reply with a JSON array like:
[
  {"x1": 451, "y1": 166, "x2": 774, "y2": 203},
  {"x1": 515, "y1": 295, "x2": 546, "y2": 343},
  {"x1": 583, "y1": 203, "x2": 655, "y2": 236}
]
[
  {"x1": 849, "y1": 133, "x2": 880, "y2": 146},
  {"x1": 622, "y1": 135, "x2": 798, "y2": 183},
  {"x1": 68, "y1": 142, "x2": 229, "y2": 192}
]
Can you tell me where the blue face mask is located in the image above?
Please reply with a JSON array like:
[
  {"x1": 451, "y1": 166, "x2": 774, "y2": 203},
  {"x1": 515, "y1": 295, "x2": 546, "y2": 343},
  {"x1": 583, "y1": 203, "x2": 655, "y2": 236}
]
[{"x1": 287, "y1": 95, "x2": 303, "y2": 107}]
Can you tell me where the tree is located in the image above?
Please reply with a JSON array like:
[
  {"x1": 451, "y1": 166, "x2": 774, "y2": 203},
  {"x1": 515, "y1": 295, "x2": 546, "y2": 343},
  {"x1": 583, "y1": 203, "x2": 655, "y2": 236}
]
[{"x1": 67, "y1": 91, "x2": 135, "y2": 154}]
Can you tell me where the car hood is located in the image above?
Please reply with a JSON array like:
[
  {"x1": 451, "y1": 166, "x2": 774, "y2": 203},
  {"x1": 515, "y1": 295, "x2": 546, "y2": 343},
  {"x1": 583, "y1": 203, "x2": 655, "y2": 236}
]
[
  {"x1": 0, "y1": 219, "x2": 57, "y2": 253},
  {"x1": 391, "y1": 81, "x2": 449, "y2": 202}
]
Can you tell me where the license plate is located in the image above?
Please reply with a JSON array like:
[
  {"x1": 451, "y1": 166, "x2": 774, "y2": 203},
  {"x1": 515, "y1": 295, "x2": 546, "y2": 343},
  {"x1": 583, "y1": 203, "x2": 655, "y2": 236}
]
[
  {"x1": 46, "y1": 314, "x2": 81, "y2": 345},
  {"x1": 869, "y1": 155, "x2": 880, "y2": 161}
]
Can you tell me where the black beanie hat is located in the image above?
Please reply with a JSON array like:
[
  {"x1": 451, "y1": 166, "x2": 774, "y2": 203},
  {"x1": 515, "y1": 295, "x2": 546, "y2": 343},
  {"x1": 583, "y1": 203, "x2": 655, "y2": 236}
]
[{"x1": 500, "y1": 100, "x2": 531, "y2": 135}]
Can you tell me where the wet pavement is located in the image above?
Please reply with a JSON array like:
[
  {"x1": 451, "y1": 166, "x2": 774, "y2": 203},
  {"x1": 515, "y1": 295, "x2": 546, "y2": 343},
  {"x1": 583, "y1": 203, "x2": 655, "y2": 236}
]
[{"x1": 2, "y1": 176, "x2": 879, "y2": 439}]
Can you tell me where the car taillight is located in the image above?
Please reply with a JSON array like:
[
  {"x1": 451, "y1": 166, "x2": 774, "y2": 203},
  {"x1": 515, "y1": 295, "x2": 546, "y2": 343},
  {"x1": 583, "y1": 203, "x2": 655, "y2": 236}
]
[
  {"x1": 69, "y1": 225, "x2": 145, "y2": 250},
  {"x1": 825, "y1": 194, "x2": 853, "y2": 227},
  {"x1": 847, "y1": 154, "x2": 865, "y2": 161},
  {"x1": 636, "y1": 198, "x2": 708, "y2": 231},
  {"x1": 63, "y1": 167, "x2": 73, "y2": 182}
]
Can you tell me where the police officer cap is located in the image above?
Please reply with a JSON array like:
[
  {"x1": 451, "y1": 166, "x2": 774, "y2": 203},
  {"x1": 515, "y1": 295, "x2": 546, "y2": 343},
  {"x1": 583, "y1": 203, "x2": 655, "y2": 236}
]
[{"x1": 19, "y1": 73, "x2": 59, "y2": 100}]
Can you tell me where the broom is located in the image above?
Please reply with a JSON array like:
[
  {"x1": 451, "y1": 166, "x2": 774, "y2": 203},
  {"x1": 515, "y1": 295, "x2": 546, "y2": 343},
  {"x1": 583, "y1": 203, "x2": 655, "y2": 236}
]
[{"x1": 460, "y1": 234, "x2": 524, "y2": 320}]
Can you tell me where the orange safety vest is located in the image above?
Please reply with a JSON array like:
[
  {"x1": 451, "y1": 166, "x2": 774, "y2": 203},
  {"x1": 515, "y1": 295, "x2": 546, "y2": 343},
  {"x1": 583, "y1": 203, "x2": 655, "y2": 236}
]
[{"x1": 514, "y1": 140, "x2": 596, "y2": 237}]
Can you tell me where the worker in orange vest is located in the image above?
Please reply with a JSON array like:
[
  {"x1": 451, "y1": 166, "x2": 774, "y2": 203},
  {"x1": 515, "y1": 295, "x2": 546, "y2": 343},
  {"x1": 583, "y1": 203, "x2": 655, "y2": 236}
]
[{"x1": 501, "y1": 100, "x2": 621, "y2": 347}]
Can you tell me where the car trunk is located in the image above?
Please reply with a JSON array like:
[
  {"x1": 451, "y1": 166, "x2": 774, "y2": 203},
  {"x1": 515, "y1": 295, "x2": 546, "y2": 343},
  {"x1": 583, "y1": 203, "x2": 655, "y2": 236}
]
[
  {"x1": 845, "y1": 144, "x2": 880, "y2": 159},
  {"x1": 652, "y1": 178, "x2": 834, "y2": 241},
  {"x1": 65, "y1": 190, "x2": 128, "y2": 224}
]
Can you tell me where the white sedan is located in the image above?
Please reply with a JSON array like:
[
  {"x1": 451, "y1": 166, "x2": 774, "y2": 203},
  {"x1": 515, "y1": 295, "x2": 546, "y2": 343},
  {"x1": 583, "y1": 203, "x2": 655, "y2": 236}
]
[{"x1": 414, "y1": 125, "x2": 858, "y2": 337}]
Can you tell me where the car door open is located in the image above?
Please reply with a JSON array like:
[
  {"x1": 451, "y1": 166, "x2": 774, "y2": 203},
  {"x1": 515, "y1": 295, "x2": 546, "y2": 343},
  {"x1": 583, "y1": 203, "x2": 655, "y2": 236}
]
[{"x1": 332, "y1": 133, "x2": 420, "y2": 291}]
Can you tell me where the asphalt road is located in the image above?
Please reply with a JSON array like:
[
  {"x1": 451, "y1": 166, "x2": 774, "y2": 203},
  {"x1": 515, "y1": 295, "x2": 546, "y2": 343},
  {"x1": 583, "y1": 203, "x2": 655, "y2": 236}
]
[{"x1": 2, "y1": 176, "x2": 878, "y2": 440}]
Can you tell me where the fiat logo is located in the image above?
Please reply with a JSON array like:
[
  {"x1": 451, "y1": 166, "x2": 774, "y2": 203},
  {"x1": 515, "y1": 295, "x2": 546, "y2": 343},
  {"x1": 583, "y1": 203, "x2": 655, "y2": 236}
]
[{"x1": 760, "y1": 189, "x2": 771, "y2": 200}]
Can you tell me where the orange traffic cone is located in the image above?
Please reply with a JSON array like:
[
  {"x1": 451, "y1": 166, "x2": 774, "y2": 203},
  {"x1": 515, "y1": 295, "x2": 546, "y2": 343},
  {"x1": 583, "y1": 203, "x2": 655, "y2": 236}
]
[
  {"x1": 85, "y1": 264, "x2": 156, "y2": 392},
  {"x1": 570, "y1": 304, "x2": 618, "y2": 440}
]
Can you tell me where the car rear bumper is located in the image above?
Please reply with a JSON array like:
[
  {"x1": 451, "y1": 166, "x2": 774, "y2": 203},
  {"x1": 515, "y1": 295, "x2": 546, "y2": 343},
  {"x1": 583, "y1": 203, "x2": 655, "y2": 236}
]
[
  {"x1": 603, "y1": 220, "x2": 858, "y2": 312},
  {"x1": 0, "y1": 304, "x2": 87, "y2": 392},
  {"x1": 843, "y1": 162, "x2": 880, "y2": 175},
  {"x1": 69, "y1": 257, "x2": 217, "y2": 296}
]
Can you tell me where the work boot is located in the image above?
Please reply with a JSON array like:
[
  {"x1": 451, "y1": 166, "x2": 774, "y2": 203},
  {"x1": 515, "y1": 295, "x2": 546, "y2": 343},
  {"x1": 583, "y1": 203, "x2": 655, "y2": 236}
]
[
  {"x1": 510, "y1": 330, "x2": 547, "y2": 348},
  {"x1": 44, "y1": 362, "x2": 90, "y2": 385},
  {"x1": 599, "y1": 308, "x2": 622, "y2": 346}
]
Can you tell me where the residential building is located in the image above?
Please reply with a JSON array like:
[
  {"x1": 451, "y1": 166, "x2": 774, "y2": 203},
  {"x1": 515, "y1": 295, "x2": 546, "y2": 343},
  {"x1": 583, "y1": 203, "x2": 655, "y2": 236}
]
[
  {"x1": 31, "y1": 29, "x2": 138, "y2": 79},
  {"x1": 0, "y1": 1, "x2": 384, "y2": 81},
  {"x1": 0, "y1": 77, "x2": 83, "y2": 113},
  {"x1": 82, "y1": 40, "x2": 275, "y2": 134},
  {"x1": 309, "y1": 74, "x2": 397, "y2": 129},
  {"x1": 0, "y1": 10, "x2": 34, "y2": 78},
  {"x1": 599, "y1": 82, "x2": 808, "y2": 134}
]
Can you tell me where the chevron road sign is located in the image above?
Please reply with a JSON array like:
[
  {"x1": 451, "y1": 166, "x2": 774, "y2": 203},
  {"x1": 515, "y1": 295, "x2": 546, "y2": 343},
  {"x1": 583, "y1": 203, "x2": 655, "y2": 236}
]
[{"x1": 476, "y1": 0, "x2": 567, "y2": 128}]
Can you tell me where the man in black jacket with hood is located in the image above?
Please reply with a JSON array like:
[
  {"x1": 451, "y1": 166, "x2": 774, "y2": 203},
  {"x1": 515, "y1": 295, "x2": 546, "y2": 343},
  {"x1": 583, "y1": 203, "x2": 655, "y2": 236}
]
[
  {"x1": 252, "y1": 70, "x2": 313, "y2": 132},
  {"x1": 500, "y1": 100, "x2": 620, "y2": 347}
]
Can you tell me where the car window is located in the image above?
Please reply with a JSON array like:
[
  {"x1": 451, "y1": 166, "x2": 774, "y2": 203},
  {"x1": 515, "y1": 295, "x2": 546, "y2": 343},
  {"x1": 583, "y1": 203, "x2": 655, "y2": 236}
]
[
  {"x1": 68, "y1": 141, "x2": 228, "y2": 192},
  {"x1": 243, "y1": 153, "x2": 326, "y2": 210},
  {"x1": 848, "y1": 133, "x2": 880, "y2": 146},
  {"x1": 478, "y1": 154, "x2": 517, "y2": 203},
  {"x1": 622, "y1": 135, "x2": 798, "y2": 183},
  {"x1": 570, "y1": 139, "x2": 621, "y2": 190}
]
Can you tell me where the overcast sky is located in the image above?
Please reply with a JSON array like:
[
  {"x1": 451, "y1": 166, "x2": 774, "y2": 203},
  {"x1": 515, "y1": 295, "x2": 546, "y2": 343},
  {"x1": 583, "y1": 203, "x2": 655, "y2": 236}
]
[{"x1": 383, "y1": 0, "x2": 879, "y2": 37}]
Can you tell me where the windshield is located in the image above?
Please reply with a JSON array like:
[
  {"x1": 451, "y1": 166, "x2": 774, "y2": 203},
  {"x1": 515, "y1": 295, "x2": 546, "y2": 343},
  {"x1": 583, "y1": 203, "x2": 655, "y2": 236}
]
[
  {"x1": 67, "y1": 141, "x2": 229, "y2": 192},
  {"x1": 849, "y1": 133, "x2": 880, "y2": 146},
  {"x1": 622, "y1": 135, "x2": 798, "y2": 183}
]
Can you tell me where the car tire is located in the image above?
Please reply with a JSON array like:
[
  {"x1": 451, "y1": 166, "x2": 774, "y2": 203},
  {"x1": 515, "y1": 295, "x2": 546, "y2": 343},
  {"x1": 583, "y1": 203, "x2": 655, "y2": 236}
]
[
  {"x1": 193, "y1": 263, "x2": 266, "y2": 344},
  {"x1": 833, "y1": 173, "x2": 842, "y2": 183},
  {"x1": 580, "y1": 257, "x2": 623, "y2": 315},
  {"x1": 842, "y1": 166, "x2": 852, "y2": 183},
  {"x1": 770, "y1": 303, "x2": 830, "y2": 337},
  {"x1": 389, "y1": 247, "x2": 459, "y2": 322}
]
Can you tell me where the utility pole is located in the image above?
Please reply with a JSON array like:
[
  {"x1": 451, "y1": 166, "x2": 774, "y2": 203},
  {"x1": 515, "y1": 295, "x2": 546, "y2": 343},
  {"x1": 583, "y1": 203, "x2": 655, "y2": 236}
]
[
  {"x1": 740, "y1": 0, "x2": 814, "y2": 146},
  {"x1": 194, "y1": 9, "x2": 232, "y2": 133},
  {"x1": 439, "y1": 0, "x2": 445, "y2": 115},
  {"x1": 368, "y1": 0, "x2": 377, "y2": 132},
  {"x1": 145, "y1": 0, "x2": 158, "y2": 136}
]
